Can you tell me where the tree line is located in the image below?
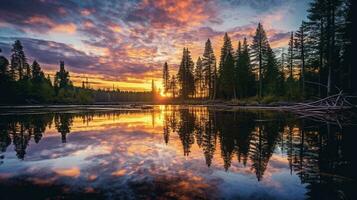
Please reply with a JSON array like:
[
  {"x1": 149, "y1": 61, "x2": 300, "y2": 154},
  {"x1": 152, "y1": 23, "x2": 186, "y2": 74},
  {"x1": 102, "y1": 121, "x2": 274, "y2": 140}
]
[
  {"x1": 162, "y1": 0, "x2": 354, "y2": 101},
  {"x1": 0, "y1": 40, "x2": 152, "y2": 104}
]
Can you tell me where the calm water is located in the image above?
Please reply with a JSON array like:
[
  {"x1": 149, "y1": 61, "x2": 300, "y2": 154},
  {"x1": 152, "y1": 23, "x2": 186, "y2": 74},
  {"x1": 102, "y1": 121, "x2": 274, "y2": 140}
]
[{"x1": 0, "y1": 106, "x2": 355, "y2": 200}]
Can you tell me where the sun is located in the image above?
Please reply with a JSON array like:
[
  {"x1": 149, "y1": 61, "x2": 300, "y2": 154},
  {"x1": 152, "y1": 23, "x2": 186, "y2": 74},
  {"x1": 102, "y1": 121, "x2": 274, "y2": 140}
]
[{"x1": 160, "y1": 90, "x2": 167, "y2": 97}]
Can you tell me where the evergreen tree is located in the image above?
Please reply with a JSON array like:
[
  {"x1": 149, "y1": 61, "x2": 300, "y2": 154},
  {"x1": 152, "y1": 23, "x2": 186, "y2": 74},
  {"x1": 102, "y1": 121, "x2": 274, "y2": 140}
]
[
  {"x1": 169, "y1": 75, "x2": 177, "y2": 98},
  {"x1": 177, "y1": 48, "x2": 195, "y2": 99},
  {"x1": 287, "y1": 32, "x2": 296, "y2": 78},
  {"x1": 263, "y1": 47, "x2": 284, "y2": 96},
  {"x1": 340, "y1": 0, "x2": 353, "y2": 94},
  {"x1": 219, "y1": 52, "x2": 236, "y2": 98},
  {"x1": 162, "y1": 62, "x2": 169, "y2": 94},
  {"x1": 218, "y1": 33, "x2": 234, "y2": 98},
  {"x1": 0, "y1": 49, "x2": 10, "y2": 81},
  {"x1": 194, "y1": 57, "x2": 203, "y2": 98},
  {"x1": 201, "y1": 39, "x2": 216, "y2": 99},
  {"x1": 54, "y1": 61, "x2": 71, "y2": 91},
  {"x1": 286, "y1": 32, "x2": 299, "y2": 99},
  {"x1": 236, "y1": 38, "x2": 256, "y2": 98},
  {"x1": 306, "y1": 0, "x2": 344, "y2": 95},
  {"x1": 31, "y1": 60, "x2": 44, "y2": 83},
  {"x1": 251, "y1": 23, "x2": 270, "y2": 98},
  {"x1": 0, "y1": 49, "x2": 11, "y2": 103},
  {"x1": 219, "y1": 33, "x2": 233, "y2": 69},
  {"x1": 295, "y1": 21, "x2": 308, "y2": 98},
  {"x1": 10, "y1": 40, "x2": 27, "y2": 80}
]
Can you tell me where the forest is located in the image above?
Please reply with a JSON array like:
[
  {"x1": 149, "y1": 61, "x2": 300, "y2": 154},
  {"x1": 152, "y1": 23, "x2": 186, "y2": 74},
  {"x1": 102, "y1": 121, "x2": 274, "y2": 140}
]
[
  {"x1": 0, "y1": 0, "x2": 354, "y2": 105},
  {"x1": 0, "y1": 40, "x2": 152, "y2": 104},
  {"x1": 162, "y1": 0, "x2": 354, "y2": 103}
]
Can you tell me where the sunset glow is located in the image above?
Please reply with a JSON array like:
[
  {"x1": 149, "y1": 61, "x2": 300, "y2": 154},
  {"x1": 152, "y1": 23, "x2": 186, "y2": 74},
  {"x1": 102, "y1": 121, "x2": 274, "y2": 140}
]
[{"x1": 0, "y1": 0, "x2": 310, "y2": 90}]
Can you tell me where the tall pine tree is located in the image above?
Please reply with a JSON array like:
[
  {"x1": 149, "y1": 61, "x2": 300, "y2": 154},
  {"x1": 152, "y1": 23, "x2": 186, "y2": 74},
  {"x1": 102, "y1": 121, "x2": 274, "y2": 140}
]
[
  {"x1": 202, "y1": 39, "x2": 217, "y2": 99},
  {"x1": 177, "y1": 48, "x2": 195, "y2": 99},
  {"x1": 236, "y1": 37, "x2": 256, "y2": 98},
  {"x1": 218, "y1": 33, "x2": 234, "y2": 98},
  {"x1": 10, "y1": 40, "x2": 27, "y2": 80},
  {"x1": 194, "y1": 57, "x2": 203, "y2": 98},
  {"x1": 162, "y1": 62, "x2": 169, "y2": 95},
  {"x1": 251, "y1": 23, "x2": 269, "y2": 98}
]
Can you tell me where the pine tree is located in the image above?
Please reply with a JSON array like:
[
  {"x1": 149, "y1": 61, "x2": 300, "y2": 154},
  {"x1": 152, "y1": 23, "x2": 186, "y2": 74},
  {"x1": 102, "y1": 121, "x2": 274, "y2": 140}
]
[
  {"x1": 219, "y1": 52, "x2": 236, "y2": 98},
  {"x1": 177, "y1": 48, "x2": 195, "y2": 99},
  {"x1": 10, "y1": 40, "x2": 27, "y2": 80},
  {"x1": 31, "y1": 60, "x2": 44, "y2": 83},
  {"x1": 235, "y1": 40, "x2": 242, "y2": 63},
  {"x1": 54, "y1": 61, "x2": 71, "y2": 91},
  {"x1": 218, "y1": 33, "x2": 234, "y2": 98},
  {"x1": 0, "y1": 49, "x2": 10, "y2": 80},
  {"x1": 201, "y1": 39, "x2": 216, "y2": 99},
  {"x1": 287, "y1": 32, "x2": 295, "y2": 78},
  {"x1": 263, "y1": 47, "x2": 284, "y2": 96},
  {"x1": 194, "y1": 57, "x2": 203, "y2": 98},
  {"x1": 162, "y1": 62, "x2": 169, "y2": 94},
  {"x1": 341, "y1": 0, "x2": 353, "y2": 94},
  {"x1": 219, "y1": 33, "x2": 233, "y2": 69},
  {"x1": 251, "y1": 23, "x2": 270, "y2": 98},
  {"x1": 306, "y1": 0, "x2": 344, "y2": 95},
  {"x1": 169, "y1": 75, "x2": 177, "y2": 98},
  {"x1": 236, "y1": 38, "x2": 256, "y2": 98},
  {"x1": 286, "y1": 32, "x2": 299, "y2": 99},
  {"x1": 295, "y1": 21, "x2": 308, "y2": 98}
]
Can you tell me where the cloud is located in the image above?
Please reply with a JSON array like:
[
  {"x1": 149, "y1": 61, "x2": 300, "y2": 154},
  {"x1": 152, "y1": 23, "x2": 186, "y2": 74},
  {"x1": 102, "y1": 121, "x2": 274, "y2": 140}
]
[
  {"x1": 220, "y1": 0, "x2": 296, "y2": 11},
  {"x1": 0, "y1": 0, "x2": 309, "y2": 90}
]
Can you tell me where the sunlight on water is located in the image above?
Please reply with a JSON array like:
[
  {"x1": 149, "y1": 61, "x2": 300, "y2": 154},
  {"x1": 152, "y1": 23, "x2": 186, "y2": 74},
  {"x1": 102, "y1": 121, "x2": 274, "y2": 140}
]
[{"x1": 0, "y1": 106, "x2": 354, "y2": 199}]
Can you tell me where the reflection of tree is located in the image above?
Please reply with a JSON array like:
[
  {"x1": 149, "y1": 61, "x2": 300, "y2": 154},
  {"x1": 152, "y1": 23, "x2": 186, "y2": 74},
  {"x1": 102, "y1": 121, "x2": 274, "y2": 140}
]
[
  {"x1": 167, "y1": 107, "x2": 354, "y2": 197},
  {"x1": 177, "y1": 109, "x2": 196, "y2": 156},
  {"x1": 0, "y1": 121, "x2": 11, "y2": 153},
  {"x1": 216, "y1": 111, "x2": 238, "y2": 171},
  {"x1": 202, "y1": 110, "x2": 217, "y2": 167},
  {"x1": 163, "y1": 112, "x2": 170, "y2": 144},
  {"x1": 0, "y1": 111, "x2": 127, "y2": 161},
  {"x1": 234, "y1": 112, "x2": 255, "y2": 166},
  {"x1": 13, "y1": 124, "x2": 31, "y2": 159},
  {"x1": 284, "y1": 121, "x2": 355, "y2": 200},
  {"x1": 55, "y1": 114, "x2": 73, "y2": 143},
  {"x1": 249, "y1": 119, "x2": 281, "y2": 181}
]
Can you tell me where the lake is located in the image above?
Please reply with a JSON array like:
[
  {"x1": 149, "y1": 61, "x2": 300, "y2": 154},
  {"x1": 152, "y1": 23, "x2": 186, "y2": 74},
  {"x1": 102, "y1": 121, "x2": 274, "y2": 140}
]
[{"x1": 0, "y1": 106, "x2": 355, "y2": 200}]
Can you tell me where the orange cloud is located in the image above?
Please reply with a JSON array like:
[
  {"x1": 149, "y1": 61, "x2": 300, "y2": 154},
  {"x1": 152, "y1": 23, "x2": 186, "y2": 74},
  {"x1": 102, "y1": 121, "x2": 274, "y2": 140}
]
[
  {"x1": 54, "y1": 167, "x2": 80, "y2": 177},
  {"x1": 53, "y1": 23, "x2": 77, "y2": 34},
  {"x1": 25, "y1": 15, "x2": 77, "y2": 34}
]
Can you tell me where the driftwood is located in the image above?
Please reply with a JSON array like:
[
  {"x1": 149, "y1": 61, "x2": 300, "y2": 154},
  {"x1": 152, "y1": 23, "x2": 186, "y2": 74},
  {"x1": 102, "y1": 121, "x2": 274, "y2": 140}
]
[{"x1": 278, "y1": 91, "x2": 357, "y2": 127}]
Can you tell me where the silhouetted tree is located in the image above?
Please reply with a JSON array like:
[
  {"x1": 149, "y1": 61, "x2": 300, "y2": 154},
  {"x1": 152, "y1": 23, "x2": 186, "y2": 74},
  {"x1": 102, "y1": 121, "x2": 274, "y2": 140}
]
[
  {"x1": 201, "y1": 39, "x2": 217, "y2": 99},
  {"x1": 219, "y1": 52, "x2": 236, "y2": 98},
  {"x1": 194, "y1": 57, "x2": 203, "y2": 98},
  {"x1": 236, "y1": 37, "x2": 256, "y2": 98},
  {"x1": 295, "y1": 21, "x2": 308, "y2": 98},
  {"x1": 54, "y1": 61, "x2": 71, "y2": 91},
  {"x1": 251, "y1": 23, "x2": 270, "y2": 98},
  {"x1": 10, "y1": 40, "x2": 27, "y2": 80},
  {"x1": 218, "y1": 33, "x2": 234, "y2": 98},
  {"x1": 162, "y1": 62, "x2": 169, "y2": 95},
  {"x1": 177, "y1": 48, "x2": 195, "y2": 99}
]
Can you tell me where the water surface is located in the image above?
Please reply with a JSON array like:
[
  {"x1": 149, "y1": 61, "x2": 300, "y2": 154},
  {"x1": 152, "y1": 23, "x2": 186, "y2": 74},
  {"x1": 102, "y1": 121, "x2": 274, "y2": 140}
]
[{"x1": 0, "y1": 106, "x2": 355, "y2": 199}]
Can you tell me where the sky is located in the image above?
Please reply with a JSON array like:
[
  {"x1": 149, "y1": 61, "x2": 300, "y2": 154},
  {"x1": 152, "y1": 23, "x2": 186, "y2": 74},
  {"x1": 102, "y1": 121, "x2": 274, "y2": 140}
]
[{"x1": 0, "y1": 0, "x2": 311, "y2": 91}]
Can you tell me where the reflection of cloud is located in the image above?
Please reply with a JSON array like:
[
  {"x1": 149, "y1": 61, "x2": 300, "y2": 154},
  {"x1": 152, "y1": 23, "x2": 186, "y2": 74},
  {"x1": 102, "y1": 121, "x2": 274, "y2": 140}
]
[
  {"x1": 54, "y1": 167, "x2": 80, "y2": 177},
  {"x1": 0, "y1": 109, "x2": 310, "y2": 199}
]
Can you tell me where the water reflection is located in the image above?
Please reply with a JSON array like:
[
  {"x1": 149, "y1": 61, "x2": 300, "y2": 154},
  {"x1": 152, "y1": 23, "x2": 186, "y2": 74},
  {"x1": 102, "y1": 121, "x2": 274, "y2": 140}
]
[{"x1": 0, "y1": 106, "x2": 355, "y2": 199}]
